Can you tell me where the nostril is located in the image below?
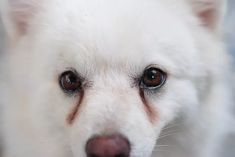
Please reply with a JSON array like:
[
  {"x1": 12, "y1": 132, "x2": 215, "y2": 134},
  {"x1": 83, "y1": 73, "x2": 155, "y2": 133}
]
[{"x1": 86, "y1": 134, "x2": 130, "y2": 157}]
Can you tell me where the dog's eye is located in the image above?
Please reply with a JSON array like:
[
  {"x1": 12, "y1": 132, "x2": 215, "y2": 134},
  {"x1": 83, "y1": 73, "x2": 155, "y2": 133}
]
[
  {"x1": 59, "y1": 71, "x2": 82, "y2": 93},
  {"x1": 140, "y1": 67, "x2": 166, "y2": 89}
]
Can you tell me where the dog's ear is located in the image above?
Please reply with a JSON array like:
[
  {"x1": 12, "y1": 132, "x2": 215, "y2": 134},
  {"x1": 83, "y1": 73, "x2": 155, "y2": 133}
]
[
  {"x1": 189, "y1": 0, "x2": 227, "y2": 32},
  {"x1": 0, "y1": 0, "x2": 39, "y2": 40}
]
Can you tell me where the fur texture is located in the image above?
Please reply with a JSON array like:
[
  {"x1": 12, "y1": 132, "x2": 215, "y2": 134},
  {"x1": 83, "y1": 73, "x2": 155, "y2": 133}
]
[{"x1": 0, "y1": 0, "x2": 234, "y2": 157}]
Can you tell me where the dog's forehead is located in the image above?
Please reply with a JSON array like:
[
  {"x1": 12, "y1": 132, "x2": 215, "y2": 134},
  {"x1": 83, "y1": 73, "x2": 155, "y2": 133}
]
[
  {"x1": 45, "y1": 0, "x2": 193, "y2": 49},
  {"x1": 35, "y1": 0, "x2": 199, "y2": 75}
]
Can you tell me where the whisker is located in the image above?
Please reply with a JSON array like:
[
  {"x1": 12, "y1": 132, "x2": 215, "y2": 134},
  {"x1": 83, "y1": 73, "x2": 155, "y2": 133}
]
[
  {"x1": 161, "y1": 122, "x2": 185, "y2": 131},
  {"x1": 155, "y1": 145, "x2": 171, "y2": 147},
  {"x1": 160, "y1": 129, "x2": 181, "y2": 136},
  {"x1": 158, "y1": 132, "x2": 181, "y2": 140}
]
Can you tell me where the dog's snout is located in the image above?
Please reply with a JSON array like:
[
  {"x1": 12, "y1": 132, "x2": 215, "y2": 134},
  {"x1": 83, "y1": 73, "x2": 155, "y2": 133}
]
[{"x1": 85, "y1": 134, "x2": 130, "y2": 157}]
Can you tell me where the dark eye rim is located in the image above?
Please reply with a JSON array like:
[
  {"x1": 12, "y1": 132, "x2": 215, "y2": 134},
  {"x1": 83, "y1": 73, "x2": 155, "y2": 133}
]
[
  {"x1": 139, "y1": 66, "x2": 167, "y2": 90},
  {"x1": 59, "y1": 69, "x2": 83, "y2": 94}
]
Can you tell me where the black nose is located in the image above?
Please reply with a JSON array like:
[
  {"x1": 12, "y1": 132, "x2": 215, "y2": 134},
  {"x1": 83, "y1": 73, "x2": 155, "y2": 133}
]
[{"x1": 85, "y1": 134, "x2": 131, "y2": 157}]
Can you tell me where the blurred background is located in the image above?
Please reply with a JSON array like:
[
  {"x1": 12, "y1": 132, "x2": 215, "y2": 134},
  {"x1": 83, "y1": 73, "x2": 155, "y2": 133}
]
[
  {"x1": 225, "y1": 0, "x2": 235, "y2": 58},
  {"x1": 0, "y1": 0, "x2": 234, "y2": 157},
  {"x1": 221, "y1": 2, "x2": 235, "y2": 157}
]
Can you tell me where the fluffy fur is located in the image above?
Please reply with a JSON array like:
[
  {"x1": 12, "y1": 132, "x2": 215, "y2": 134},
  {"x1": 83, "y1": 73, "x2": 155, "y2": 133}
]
[{"x1": 0, "y1": 0, "x2": 234, "y2": 157}]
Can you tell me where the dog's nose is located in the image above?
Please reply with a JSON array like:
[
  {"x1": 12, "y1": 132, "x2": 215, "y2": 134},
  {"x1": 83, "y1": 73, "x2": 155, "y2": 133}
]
[{"x1": 85, "y1": 134, "x2": 130, "y2": 157}]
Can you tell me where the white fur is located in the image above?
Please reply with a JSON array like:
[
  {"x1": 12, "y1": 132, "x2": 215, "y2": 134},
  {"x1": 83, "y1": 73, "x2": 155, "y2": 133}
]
[{"x1": 0, "y1": 0, "x2": 234, "y2": 157}]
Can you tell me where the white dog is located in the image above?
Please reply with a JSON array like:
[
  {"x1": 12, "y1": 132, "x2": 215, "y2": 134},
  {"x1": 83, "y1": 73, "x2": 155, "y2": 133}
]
[{"x1": 0, "y1": 0, "x2": 234, "y2": 157}]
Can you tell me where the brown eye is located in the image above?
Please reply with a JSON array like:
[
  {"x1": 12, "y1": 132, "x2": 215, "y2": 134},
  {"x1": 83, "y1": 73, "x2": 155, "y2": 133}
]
[
  {"x1": 59, "y1": 71, "x2": 82, "y2": 93},
  {"x1": 140, "y1": 67, "x2": 166, "y2": 89}
]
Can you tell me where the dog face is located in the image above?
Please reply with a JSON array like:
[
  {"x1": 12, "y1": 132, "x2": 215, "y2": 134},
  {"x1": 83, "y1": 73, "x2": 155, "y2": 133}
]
[{"x1": 1, "y1": 0, "x2": 226, "y2": 157}]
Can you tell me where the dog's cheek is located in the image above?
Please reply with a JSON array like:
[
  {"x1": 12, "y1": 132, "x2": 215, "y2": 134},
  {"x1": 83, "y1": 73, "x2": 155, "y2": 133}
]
[
  {"x1": 147, "y1": 79, "x2": 199, "y2": 125},
  {"x1": 119, "y1": 97, "x2": 163, "y2": 157}
]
